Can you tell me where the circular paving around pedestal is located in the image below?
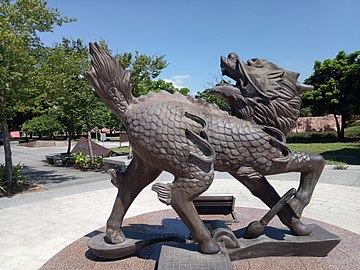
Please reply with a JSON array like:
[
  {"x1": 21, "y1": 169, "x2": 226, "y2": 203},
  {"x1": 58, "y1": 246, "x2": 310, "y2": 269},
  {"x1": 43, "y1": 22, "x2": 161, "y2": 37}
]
[{"x1": 40, "y1": 208, "x2": 360, "y2": 270}]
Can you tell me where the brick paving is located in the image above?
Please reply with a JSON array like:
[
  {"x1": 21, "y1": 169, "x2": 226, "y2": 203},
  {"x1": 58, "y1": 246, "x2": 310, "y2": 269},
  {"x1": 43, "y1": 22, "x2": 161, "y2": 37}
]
[{"x1": 0, "y1": 144, "x2": 359, "y2": 270}]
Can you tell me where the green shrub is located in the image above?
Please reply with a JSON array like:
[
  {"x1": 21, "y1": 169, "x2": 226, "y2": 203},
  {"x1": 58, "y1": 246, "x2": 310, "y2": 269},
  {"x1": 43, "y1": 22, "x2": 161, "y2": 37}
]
[
  {"x1": 70, "y1": 152, "x2": 103, "y2": 170},
  {"x1": 0, "y1": 163, "x2": 25, "y2": 195},
  {"x1": 345, "y1": 126, "x2": 360, "y2": 139},
  {"x1": 0, "y1": 181, "x2": 5, "y2": 194},
  {"x1": 288, "y1": 125, "x2": 360, "y2": 143},
  {"x1": 287, "y1": 131, "x2": 338, "y2": 143},
  {"x1": 71, "y1": 152, "x2": 87, "y2": 170},
  {"x1": 91, "y1": 155, "x2": 104, "y2": 169},
  {"x1": 333, "y1": 164, "x2": 348, "y2": 170}
]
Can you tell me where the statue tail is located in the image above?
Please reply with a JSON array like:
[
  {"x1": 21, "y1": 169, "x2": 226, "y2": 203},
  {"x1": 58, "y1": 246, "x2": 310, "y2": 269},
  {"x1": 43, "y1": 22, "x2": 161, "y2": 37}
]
[{"x1": 85, "y1": 42, "x2": 133, "y2": 124}]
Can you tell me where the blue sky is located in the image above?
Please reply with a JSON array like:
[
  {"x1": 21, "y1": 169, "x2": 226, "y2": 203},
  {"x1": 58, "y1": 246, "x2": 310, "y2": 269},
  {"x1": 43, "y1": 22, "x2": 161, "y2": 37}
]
[{"x1": 41, "y1": 0, "x2": 360, "y2": 95}]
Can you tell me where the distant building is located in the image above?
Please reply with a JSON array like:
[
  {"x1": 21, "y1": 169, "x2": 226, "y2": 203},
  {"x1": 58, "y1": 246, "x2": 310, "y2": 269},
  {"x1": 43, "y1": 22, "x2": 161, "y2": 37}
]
[{"x1": 292, "y1": 115, "x2": 341, "y2": 133}]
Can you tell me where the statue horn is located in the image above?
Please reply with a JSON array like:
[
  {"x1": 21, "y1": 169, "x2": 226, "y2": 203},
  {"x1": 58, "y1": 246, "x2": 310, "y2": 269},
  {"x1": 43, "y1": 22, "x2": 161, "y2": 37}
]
[{"x1": 297, "y1": 83, "x2": 314, "y2": 93}]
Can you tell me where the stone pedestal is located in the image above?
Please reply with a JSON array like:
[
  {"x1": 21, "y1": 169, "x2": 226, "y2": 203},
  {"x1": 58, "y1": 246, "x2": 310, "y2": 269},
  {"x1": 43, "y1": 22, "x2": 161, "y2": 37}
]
[{"x1": 40, "y1": 208, "x2": 360, "y2": 270}]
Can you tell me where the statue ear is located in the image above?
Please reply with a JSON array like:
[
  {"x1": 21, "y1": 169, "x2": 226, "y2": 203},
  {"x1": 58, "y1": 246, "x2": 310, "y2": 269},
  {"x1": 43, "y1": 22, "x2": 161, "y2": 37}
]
[
  {"x1": 297, "y1": 83, "x2": 314, "y2": 93},
  {"x1": 286, "y1": 71, "x2": 300, "y2": 81}
]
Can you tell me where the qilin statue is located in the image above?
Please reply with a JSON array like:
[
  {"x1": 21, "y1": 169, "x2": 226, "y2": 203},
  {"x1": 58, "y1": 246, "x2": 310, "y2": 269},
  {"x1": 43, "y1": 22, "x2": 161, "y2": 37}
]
[{"x1": 86, "y1": 43, "x2": 324, "y2": 255}]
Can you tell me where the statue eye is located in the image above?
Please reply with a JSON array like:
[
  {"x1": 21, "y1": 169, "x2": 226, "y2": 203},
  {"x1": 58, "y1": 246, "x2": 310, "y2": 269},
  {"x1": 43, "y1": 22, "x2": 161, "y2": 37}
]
[{"x1": 248, "y1": 58, "x2": 264, "y2": 68}]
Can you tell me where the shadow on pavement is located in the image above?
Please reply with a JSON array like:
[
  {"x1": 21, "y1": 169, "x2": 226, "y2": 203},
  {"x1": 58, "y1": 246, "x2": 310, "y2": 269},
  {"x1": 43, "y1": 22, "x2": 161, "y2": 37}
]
[
  {"x1": 22, "y1": 166, "x2": 76, "y2": 185},
  {"x1": 321, "y1": 148, "x2": 360, "y2": 165}
]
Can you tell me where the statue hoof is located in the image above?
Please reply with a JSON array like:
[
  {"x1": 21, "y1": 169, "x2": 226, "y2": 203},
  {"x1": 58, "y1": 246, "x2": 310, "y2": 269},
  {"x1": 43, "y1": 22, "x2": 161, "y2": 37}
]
[
  {"x1": 199, "y1": 239, "x2": 221, "y2": 254},
  {"x1": 289, "y1": 219, "x2": 312, "y2": 236},
  {"x1": 244, "y1": 221, "x2": 265, "y2": 239},
  {"x1": 106, "y1": 228, "x2": 126, "y2": 244}
]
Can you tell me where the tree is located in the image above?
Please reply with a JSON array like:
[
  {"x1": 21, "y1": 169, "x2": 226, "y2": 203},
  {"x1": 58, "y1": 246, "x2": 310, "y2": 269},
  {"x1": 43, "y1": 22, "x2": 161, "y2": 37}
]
[
  {"x1": 0, "y1": 0, "x2": 73, "y2": 189},
  {"x1": 41, "y1": 38, "x2": 96, "y2": 154},
  {"x1": 148, "y1": 79, "x2": 190, "y2": 95},
  {"x1": 21, "y1": 115, "x2": 64, "y2": 139},
  {"x1": 96, "y1": 107, "x2": 124, "y2": 134},
  {"x1": 302, "y1": 50, "x2": 360, "y2": 139},
  {"x1": 195, "y1": 89, "x2": 229, "y2": 110},
  {"x1": 117, "y1": 51, "x2": 169, "y2": 97}
]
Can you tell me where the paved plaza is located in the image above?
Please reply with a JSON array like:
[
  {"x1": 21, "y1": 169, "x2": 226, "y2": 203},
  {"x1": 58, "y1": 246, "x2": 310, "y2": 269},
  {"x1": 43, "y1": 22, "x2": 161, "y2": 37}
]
[{"x1": 0, "y1": 143, "x2": 359, "y2": 270}]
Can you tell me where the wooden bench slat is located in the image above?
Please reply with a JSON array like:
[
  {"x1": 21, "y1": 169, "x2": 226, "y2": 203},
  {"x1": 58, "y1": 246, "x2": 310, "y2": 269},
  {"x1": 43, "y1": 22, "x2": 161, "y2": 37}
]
[{"x1": 193, "y1": 195, "x2": 237, "y2": 221}]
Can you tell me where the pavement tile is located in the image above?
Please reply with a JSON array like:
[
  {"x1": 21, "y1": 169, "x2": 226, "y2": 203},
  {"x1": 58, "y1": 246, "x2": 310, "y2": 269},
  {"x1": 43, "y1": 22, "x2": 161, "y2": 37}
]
[
  {"x1": 306, "y1": 204, "x2": 331, "y2": 212},
  {"x1": 327, "y1": 206, "x2": 359, "y2": 216},
  {"x1": 0, "y1": 254, "x2": 13, "y2": 266},
  {"x1": 1, "y1": 144, "x2": 359, "y2": 270},
  {"x1": 2, "y1": 254, "x2": 36, "y2": 269}
]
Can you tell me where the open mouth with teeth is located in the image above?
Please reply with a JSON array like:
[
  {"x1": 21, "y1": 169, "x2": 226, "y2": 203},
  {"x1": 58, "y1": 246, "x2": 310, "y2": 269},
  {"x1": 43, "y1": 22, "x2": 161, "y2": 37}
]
[
  {"x1": 210, "y1": 53, "x2": 315, "y2": 129},
  {"x1": 222, "y1": 54, "x2": 267, "y2": 95},
  {"x1": 213, "y1": 53, "x2": 313, "y2": 99},
  {"x1": 210, "y1": 53, "x2": 264, "y2": 115},
  {"x1": 211, "y1": 53, "x2": 313, "y2": 134}
]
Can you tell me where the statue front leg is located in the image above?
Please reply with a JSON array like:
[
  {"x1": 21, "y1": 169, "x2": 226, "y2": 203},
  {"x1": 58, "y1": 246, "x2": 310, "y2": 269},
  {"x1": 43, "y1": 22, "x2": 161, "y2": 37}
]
[{"x1": 106, "y1": 154, "x2": 162, "y2": 244}]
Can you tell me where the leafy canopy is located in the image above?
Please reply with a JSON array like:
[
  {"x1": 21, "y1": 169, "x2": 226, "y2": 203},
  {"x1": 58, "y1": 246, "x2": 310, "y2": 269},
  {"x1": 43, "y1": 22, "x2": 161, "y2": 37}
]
[
  {"x1": 21, "y1": 114, "x2": 64, "y2": 135},
  {"x1": 0, "y1": 0, "x2": 75, "y2": 121},
  {"x1": 117, "y1": 51, "x2": 168, "y2": 97},
  {"x1": 302, "y1": 50, "x2": 360, "y2": 138},
  {"x1": 195, "y1": 89, "x2": 229, "y2": 110},
  {"x1": 0, "y1": 0, "x2": 74, "y2": 189}
]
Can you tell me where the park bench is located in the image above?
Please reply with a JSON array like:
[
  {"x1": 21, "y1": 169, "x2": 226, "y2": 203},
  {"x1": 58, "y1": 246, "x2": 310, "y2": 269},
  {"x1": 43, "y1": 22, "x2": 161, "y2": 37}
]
[
  {"x1": 45, "y1": 153, "x2": 71, "y2": 166},
  {"x1": 193, "y1": 195, "x2": 237, "y2": 221}
]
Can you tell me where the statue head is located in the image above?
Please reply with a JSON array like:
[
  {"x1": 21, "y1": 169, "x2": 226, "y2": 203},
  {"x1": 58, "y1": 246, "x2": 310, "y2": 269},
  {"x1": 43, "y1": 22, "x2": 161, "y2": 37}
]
[{"x1": 212, "y1": 53, "x2": 313, "y2": 134}]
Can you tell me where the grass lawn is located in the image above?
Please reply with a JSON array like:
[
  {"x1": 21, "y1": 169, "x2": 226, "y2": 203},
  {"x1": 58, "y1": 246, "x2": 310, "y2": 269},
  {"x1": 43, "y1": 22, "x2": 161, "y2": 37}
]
[
  {"x1": 288, "y1": 142, "x2": 360, "y2": 165},
  {"x1": 109, "y1": 136, "x2": 360, "y2": 165},
  {"x1": 111, "y1": 143, "x2": 360, "y2": 165},
  {"x1": 110, "y1": 143, "x2": 360, "y2": 165},
  {"x1": 111, "y1": 146, "x2": 130, "y2": 155}
]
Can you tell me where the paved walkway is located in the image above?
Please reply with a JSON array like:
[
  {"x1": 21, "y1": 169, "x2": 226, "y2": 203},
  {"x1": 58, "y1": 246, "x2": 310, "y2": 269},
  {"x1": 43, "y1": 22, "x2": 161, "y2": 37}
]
[{"x1": 0, "y1": 144, "x2": 359, "y2": 270}]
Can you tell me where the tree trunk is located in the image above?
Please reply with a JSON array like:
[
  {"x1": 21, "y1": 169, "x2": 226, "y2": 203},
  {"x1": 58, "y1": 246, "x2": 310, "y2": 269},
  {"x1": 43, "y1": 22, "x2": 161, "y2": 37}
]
[
  {"x1": 340, "y1": 114, "x2": 346, "y2": 140},
  {"x1": 67, "y1": 114, "x2": 74, "y2": 154},
  {"x1": 1, "y1": 119, "x2": 13, "y2": 189},
  {"x1": 87, "y1": 130, "x2": 94, "y2": 160},
  {"x1": 67, "y1": 131, "x2": 72, "y2": 153},
  {"x1": 333, "y1": 114, "x2": 341, "y2": 138}
]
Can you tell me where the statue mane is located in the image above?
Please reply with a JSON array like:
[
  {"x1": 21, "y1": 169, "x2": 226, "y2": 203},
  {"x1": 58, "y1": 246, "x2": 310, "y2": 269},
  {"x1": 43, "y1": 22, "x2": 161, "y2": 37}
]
[
  {"x1": 250, "y1": 68, "x2": 302, "y2": 134},
  {"x1": 212, "y1": 53, "x2": 313, "y2": 135}
]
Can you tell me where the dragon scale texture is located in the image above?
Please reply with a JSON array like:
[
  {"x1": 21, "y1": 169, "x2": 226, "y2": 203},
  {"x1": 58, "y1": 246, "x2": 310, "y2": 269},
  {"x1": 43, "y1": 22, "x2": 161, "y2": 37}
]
[{"x1": 126, "y1": 91, "x2": 287, "y2": 185}]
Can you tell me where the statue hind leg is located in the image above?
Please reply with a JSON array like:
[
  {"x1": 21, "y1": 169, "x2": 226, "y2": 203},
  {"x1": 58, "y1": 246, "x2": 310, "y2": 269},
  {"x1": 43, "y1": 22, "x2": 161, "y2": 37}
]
[
  {"x1": 106, "y1": 153, "x2": 162, "y2": 244},
  {"x1": 152, "y1": 169, "x2": 220, "y2": 254},
  {"x1": 171, "y1": 177, "x2": 220, "y2": 254}
]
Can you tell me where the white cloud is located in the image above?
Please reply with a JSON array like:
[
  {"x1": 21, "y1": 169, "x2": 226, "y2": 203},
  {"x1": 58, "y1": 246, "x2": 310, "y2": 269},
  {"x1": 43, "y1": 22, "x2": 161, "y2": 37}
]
[{"x1": 164, "y1": 75, "x2": 190, "y2": 89}]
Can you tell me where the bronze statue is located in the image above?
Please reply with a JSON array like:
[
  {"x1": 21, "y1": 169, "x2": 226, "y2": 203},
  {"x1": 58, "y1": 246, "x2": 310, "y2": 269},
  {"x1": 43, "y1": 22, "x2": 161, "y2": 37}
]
[
  {"x1": 213, "y1": 53, "x2": 313, "y2": 135},
  {"x1": 86, "y1": 43, "x2": 324, "y2": 255}
]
